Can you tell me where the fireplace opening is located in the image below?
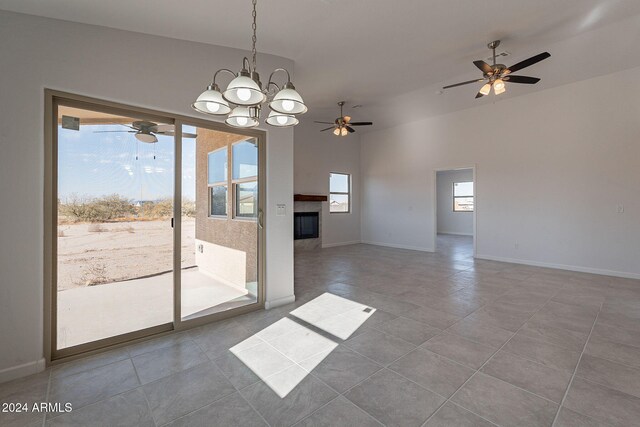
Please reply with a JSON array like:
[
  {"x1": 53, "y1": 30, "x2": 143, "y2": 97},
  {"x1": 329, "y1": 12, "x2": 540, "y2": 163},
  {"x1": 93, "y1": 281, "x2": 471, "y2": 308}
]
[{"x1": 294, "y1": 212, "x2": 319, "y2": 240}]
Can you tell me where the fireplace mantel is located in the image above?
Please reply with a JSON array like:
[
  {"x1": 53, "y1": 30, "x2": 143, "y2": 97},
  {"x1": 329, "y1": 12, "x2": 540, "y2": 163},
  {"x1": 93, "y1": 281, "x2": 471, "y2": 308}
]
[{"x1": 294, "y1": 194, "x2": 327, "y2": 202}]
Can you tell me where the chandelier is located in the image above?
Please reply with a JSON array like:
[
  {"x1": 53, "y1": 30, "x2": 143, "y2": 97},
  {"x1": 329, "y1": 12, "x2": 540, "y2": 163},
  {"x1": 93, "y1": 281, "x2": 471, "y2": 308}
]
[{"x1": 192, "y1": 0, "x2": 307, "y2": 128}]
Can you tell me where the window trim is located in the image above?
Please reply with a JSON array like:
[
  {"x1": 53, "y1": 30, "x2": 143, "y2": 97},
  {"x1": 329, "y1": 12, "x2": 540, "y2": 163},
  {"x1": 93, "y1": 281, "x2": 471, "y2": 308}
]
[
  {"x1": 329, "y1": 172, "x2": 351, "y2": 214},
  {"x1": 452, "y1": 181, "x2": 474, "y2": 212}
]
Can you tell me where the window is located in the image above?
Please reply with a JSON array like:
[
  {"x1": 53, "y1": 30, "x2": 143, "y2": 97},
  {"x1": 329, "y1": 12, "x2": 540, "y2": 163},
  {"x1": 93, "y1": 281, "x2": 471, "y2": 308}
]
[
  {"x1": 232, "y1": 139, "x2": 258, "y2": 218},
  {"x1": 208, "y1": 148, "x2": 228, "y2": 216},
  {"x1": 210, "y1": 186, "x2": 228, "y2": 216},
  {"x1": 232, "y1": 140, "x2": 258, "y2": 180},
  {"x1": 207, "y1": 139, "x2": 258, "y2": 219},
  {"x1": 329, "y1": 173, "x2": 351, "y2": 213},
  {"x1": 453, "y1": 181, "x2": 474, "y2": 212},
  {"x1": 236, "y1": 181, "x2": 257, "y2": 217}
]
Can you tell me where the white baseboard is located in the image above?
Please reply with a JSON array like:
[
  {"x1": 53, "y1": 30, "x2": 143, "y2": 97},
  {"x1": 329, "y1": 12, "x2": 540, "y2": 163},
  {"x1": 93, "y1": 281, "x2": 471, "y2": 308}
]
[
  {"x1": 0, "y1": 358, "x2": 46, "y2": 384},
  {"x1": 361, "y1": 241, "x2": 435, "y2": 253},
  {"x1": 321, "y1": 240, "x2": 361, "y2": 248},
  {"x1": 438, "y1": 231, "x2": 473, "y2": 236},
  {"x1": 475, "y1": 254, "x2": 640, "y2": 280},
  {"x1": 265, "y1": 294, "x2": 296, "y2": 309}
]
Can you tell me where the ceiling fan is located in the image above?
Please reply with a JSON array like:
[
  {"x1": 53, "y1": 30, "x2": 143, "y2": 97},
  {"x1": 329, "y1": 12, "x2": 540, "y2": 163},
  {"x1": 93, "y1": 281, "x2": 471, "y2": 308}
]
[
  {"x1": 315, "y1": 101, "x2": 373, "y2": 136},
  {"x1": 443, "y1": 40, "x2": 550, "y2": 98},
  {"x1": 94, "y1": 121, "x2": 197, "y2": 143}
]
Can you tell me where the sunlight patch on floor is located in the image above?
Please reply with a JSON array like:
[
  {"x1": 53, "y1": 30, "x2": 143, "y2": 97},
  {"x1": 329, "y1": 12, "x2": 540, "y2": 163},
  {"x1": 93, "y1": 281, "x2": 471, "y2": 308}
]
[
  {"x1": 230, "y1": 293, "x2": 375, "y2": 397},
  {"x1": 290, "y1": 292, "x2": 376, "y2": 340}
]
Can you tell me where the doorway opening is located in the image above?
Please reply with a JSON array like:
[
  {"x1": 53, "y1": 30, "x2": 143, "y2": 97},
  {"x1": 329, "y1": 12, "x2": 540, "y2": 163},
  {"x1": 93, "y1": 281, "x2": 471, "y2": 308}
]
[{"x1": 433, "y1": 167, "x2": 476, "y2": 259}]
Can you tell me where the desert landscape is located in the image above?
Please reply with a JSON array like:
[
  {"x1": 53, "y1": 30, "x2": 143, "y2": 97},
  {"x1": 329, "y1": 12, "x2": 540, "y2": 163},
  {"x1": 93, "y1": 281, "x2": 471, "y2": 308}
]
[{"x1": 57, "y1": 195, "x2": 196, "y2": 291}]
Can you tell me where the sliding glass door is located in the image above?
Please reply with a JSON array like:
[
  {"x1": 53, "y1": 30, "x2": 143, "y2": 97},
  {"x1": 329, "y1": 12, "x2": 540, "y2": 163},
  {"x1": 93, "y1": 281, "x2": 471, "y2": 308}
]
[
  {"x1": 179, "y1": 124, "x2": 262, "y2": 321},
  {"x1": 48, "y1": 93, "x2": 264, "y2": 360},
  {"x1": 55, "y1": 103, "x2": 175, "y2": 352}
]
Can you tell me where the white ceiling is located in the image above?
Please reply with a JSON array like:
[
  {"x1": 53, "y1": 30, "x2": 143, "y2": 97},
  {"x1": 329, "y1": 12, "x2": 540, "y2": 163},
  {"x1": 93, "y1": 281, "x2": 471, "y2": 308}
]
[{"x1": 2, "y1": 0, "x2": 640, "y2": 130}]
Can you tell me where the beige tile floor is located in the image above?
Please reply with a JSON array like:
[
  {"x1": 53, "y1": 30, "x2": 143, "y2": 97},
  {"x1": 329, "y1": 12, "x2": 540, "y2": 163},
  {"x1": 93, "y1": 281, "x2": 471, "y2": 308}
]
[{"x1": 2, "y1": 234, "x2": 640, "y2": 426}]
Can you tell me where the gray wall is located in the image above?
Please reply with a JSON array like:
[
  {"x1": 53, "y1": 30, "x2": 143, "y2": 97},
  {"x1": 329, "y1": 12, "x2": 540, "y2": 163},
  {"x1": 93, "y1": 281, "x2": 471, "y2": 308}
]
[{"x1": 437, "y1": 169, "x2": 473, "y2": 236}]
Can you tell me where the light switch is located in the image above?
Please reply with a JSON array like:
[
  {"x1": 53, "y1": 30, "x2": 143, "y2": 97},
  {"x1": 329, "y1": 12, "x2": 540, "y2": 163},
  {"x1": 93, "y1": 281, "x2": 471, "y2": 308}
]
[{"x1": 276, "y1": 204, "x2": 286, "y2": 216}]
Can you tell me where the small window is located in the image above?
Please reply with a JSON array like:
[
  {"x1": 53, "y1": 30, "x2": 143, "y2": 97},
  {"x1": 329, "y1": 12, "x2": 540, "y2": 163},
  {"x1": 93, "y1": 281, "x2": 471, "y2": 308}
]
[
  {"x1": 208, "y1": 148, "x2": 228, "y2": 217},
  {"x1": 208, "y1": 148, "x2": 227, "y2": 184},
  {"x1": 235, "y1": 181, "x2": 258, "y2": 218},
  {"x1": 210, "y1": 185, "x2": 228, "y2": 216},
  {"x1": 231, "y1": 139, "x2": 258, "y2": 219},
  {"x1": 329, "y1": 173, "x2": 351, "y2": 213},
  {"x1": 232, "y1": 140, "x2": 258, "y2": 180},
  {"x1": 453, "y1": 181, "x2": 474, "y2": 212}
]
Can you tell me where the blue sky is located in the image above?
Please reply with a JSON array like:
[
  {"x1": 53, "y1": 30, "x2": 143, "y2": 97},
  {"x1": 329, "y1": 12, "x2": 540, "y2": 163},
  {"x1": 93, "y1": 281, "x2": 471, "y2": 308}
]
[{"x1": 58, "y1": 124, "x2": 197, "y2": 201}]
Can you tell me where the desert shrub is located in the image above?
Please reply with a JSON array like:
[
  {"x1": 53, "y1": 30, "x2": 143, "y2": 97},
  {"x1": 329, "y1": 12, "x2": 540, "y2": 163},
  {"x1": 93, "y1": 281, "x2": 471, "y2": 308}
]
[
  {"x1": 77, "y1": 263, "x2": 109, "y2": 286},
  {"x1": 97, "y1": 194, "x2": 137, "y2": 220},
  {"x1": 59, "y1": 194, "x2": 136, "y2": 222},
  {"x1": 182, "y1": 199, "x2": 196, "y2": 217},
  {"x1": 139, "y1": 198, "x2": 173, "y2": 219}
]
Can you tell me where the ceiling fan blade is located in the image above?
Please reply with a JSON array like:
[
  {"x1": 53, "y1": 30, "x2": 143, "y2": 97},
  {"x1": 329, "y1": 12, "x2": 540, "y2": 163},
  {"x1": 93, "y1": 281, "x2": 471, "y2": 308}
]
[
  {"x1": 112, "y1": 123, "x2": 137, "y2": 130},
  {"x1": 349, "y1": 122, "x2": 373, "y2": 126},
  {"x1": 506, "y1": 52, "x2": 550, "y2": 74},
  {"x1": 320, "y1": 126, "x2": 335, "y2": 132},
  {"x1": 157, "y1": 131, "x2": 198, "y2": 138},
  {"x1": 505, "y1": 75, "x2": 540, "y2": 84},
  {"x1": 473, "y1": 60, "x2": 493, "y2": 75},
  {"x1": 346, "y1": 126, "x2": 355, "y2": 133},
  {"x1": 443, "y1": 79, "x2": 484, "y2": 89},
  {"x1": 93, "y1": 130, "x2": 135, "y2": 133},
  {"x1": 314, "y1": 121, "x2": 334, "y2": 124},
  {"x1": 475, "y1": 90, "x2": 486, "y2": 99}
]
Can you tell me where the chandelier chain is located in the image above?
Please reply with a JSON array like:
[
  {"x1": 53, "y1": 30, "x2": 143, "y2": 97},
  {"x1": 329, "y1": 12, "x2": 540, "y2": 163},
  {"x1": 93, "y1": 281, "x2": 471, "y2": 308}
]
[{"x1": 251, "y1": 0, "x2": 257, "y2": 71}]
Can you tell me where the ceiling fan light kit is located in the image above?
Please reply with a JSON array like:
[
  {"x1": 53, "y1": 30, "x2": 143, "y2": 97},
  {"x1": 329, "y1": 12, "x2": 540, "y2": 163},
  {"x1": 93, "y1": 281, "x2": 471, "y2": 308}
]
[
  {"x1": 316, "y1": 101, "x2": 373, "y2": 137},
  {"x1": 442, "y1": 40, "x2": 550, "y2": 99},
  {"x1": 192, "y1": 0, "x2": 306, "y2": 128}
]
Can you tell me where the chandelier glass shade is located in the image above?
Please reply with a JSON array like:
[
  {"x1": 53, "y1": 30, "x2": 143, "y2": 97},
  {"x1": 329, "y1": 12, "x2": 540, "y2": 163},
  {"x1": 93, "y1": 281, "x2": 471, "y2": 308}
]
[
  {"x1": 269, "y1": 85, "x2": 308, "y2": 115},
  {"x1": 191, "y1": 84, "x2": 232, "y2": 115},
  {"x1": 223, "y1": 73, "x2": 266, "y2": 106},
  {"x1": 265, "y1": 110, "x2": 298, "y2": 127},
  {"x1": 225, "y1": 106, "x2": 260, "y2": 128},
  {"x1": 192, "y1": 0, "x2": 306, "y2": 128}
]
